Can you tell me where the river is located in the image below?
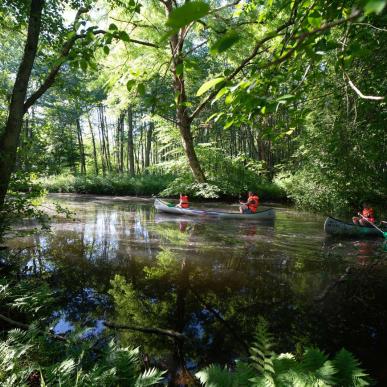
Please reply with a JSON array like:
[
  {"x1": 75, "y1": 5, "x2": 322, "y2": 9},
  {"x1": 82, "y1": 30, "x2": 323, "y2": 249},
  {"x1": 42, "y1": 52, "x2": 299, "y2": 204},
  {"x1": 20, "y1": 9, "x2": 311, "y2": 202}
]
[{"x1": 5, "y1": 194, "x2": 387, "y2": 384}]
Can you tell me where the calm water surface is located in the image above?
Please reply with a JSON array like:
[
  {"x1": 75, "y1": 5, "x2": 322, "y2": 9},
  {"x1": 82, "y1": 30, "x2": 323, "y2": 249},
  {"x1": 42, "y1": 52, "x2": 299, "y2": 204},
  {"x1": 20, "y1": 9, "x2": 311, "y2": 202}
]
[{"x1": 6, "y1": 194, "x2": 387, "y2": 384}]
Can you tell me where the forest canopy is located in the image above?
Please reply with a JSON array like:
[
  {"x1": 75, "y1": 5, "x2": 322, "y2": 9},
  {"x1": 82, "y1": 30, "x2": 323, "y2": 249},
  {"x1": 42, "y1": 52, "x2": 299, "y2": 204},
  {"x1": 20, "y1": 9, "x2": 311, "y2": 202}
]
[{"x1": 0, "y1": 0, "x2": 386, "y2": 214}]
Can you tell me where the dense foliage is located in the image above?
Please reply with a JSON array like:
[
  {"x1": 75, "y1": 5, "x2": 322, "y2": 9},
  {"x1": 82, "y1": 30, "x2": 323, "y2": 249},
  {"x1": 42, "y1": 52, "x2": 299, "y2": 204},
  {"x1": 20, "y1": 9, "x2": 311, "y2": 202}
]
[{"x1": 0, "y1": 0, "x2": 385, "y2": 213}]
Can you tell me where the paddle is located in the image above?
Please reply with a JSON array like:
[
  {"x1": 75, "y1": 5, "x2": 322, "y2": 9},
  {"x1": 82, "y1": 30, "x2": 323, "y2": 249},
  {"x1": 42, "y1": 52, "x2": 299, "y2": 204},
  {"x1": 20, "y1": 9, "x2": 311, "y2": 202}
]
[{"x1": 358, "y1": 213, "x2": 387, "y2": 238}]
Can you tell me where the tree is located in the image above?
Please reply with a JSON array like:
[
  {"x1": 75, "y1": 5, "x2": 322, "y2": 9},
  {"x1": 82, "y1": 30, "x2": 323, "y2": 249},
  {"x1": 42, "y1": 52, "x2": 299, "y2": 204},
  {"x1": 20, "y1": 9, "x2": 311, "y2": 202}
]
[
  {"x1": 0, "y1": 0, "x2": 151, "y2": 208},
  {"x1": 99, "y1": 0, "x2": 368, "y2": 184}
]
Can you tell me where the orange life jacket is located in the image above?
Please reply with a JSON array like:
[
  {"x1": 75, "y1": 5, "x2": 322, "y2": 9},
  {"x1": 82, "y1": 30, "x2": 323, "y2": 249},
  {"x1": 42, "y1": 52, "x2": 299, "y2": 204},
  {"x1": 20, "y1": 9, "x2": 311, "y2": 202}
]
[
  {"x1": 180, "y1": 195, "x2": 189, "y2": 209},
  {"x1": 362, "y1": 207, "x2": 375, "y2": 222},
  {"x1": 247, "y1": 195, "x2": 259, "y2": 213}
]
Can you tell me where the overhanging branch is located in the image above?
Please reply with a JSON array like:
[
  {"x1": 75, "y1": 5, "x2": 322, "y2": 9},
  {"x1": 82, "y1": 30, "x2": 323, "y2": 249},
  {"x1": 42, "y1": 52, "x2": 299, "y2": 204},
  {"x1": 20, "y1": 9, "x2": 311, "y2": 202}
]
[
  {"x1": 345, "y1": 73, "x2": 384, "y2": 100},
  {"x1": 189, "y1": 10, "x2": 362, "y2": 121},
  {"x1": 104, "y1": 321, "x2": 188, "y2": 340}
]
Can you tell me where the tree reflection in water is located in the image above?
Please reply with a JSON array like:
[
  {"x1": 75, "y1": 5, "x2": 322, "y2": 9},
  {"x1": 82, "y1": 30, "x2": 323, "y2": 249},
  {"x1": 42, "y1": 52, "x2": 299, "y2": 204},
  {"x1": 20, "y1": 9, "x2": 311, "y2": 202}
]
[{"x1": 5, "y1": 197, "x2": 387, "y2": 384}]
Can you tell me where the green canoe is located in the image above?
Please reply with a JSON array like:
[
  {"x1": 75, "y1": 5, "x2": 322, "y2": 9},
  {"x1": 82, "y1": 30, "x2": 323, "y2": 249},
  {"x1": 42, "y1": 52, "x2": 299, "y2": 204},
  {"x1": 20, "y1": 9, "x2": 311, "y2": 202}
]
[{"x1": 324, "y1": 217, "x2": 385, "y2": 237}]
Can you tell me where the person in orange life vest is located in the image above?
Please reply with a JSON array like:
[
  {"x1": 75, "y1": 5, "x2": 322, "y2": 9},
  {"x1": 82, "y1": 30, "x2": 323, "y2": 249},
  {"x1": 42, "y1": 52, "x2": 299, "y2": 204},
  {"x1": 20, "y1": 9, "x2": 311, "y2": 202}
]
[
  {"x1": 176, "y1": 193, "x2": 190, "y2": 209},
  {"x1": 239, "y1": 191, "x2": 259, "y2": 214},
  {"x1": 352, "y1": 202, "x2": 375, "y2": 226}
]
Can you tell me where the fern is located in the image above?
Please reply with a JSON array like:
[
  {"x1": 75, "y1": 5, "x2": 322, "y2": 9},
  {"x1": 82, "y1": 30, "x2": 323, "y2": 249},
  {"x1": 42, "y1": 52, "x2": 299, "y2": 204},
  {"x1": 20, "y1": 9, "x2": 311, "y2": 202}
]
[
  {"x1": 300, "y1": 347, "x2": 329, "y2": 373},
  {"x1": 135, "y1": 367, "x2": 166, "y2": 386},
  {"x1": 0, "y1": 327, "x2": 164, "y2": 386},
  {"x1": 333, "y1": 349, "x2": 369, "y2": 387},
  {"x1": 249, "y1": 317, "x2": 275, "y2": 376},
  {"x1": 196, "y1": 318, "x2": 370, "y2": 387},
  {"x1": 195, "y1": 364, "x2": 236, "y2": 386}
]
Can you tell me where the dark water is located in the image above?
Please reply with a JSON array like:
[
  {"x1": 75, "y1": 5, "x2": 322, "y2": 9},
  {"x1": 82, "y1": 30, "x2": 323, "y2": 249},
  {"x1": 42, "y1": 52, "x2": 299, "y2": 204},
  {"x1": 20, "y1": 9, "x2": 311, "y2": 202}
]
[{"x1": 6, "y1": 194, "x2": 387, "y2": 384}]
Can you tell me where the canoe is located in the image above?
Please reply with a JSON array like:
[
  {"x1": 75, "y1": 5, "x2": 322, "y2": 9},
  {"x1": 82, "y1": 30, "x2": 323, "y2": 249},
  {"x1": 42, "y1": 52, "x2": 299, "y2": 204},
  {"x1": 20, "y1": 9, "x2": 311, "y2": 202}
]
[
  {"x1": 324, "y1": 217, "x2": 385, "y2": 237},
  {"x1": 154, "y1": 198, "x2": 275, "y2": 220}
]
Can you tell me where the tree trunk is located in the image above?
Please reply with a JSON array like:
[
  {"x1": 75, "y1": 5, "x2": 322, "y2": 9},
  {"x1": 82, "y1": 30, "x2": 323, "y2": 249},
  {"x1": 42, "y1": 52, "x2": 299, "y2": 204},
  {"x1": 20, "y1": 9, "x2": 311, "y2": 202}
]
[
  {"x1": 0, "y1": 0, "x2": 44, "y2": 209},
  {"x1": 144, "y1": 121, "x2": 153, "y2": 170},
  {"x1": 98, "y1": 107, "x2": 107, "y2": 176},
  {"x1": 87, "y1": 114, "x2": 99, "y2": 175},
  {"x1": 164, "y1": 0, "x2": 206, "y2": 183},
  {"x1": 103, "y1": 108, "x2": 112, "y2": 172},
  {"x1": 119, "y1": 113, "x2": 124, "y2": 173},
  {"x1": 76, "y1": 118, "x2": 86, "y2": 174},
  {"x1": 127, "y1": 107, "x2": 135, "y2": 177}
]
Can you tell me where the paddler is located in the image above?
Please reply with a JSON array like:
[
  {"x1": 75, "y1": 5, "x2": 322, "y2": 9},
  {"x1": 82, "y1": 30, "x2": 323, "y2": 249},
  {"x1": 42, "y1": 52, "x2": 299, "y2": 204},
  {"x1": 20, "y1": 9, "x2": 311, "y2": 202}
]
[
  {"x1": 352, "y1": 201, "x2": 376, "y2": 226},
  {"x1": 239, "y1": 191, "x2": 259, "y2": 214},
  {"x1": 176, "y1": 193, "x2": 190, "y2": 209}
]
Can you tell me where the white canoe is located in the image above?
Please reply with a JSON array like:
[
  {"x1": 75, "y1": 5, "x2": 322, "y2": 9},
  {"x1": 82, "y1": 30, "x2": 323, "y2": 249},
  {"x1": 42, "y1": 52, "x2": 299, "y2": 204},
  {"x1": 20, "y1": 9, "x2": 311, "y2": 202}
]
[{"x1": 154, "y1": 198, "x2": 275, "y2": 220}]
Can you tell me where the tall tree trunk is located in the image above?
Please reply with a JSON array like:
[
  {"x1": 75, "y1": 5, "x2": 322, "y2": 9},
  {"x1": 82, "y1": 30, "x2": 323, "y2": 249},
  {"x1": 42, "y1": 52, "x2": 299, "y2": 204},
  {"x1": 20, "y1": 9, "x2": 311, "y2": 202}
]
[
  {"x1": 76, "y1": 118, "x2": 86, "y2": 174},
  {"x1": 103, "y1": 107, "x2": 112, "y2": 172},
  {"x1": 139, "y1": 120, "x2": 144, "y2": 172},
  {"x1": 164, "y1": 0, "x2": 205, "y2": 183},
  {"x1": 87, "y1": 114, "x2": 99, "y2": 175},
  {"x1": 127, "y1": 107, "x2": 135, "y2": 177},
  {"x1": 0, "y1": 0, "x2": 44, "y2": 209},
  {"x1": 119, "y1": 113, "x2": 124, "y2": 173},
  {"x1": 98, "y1": 107, "x2": 107, "y2": 176},
  {"x1": 144, "y1": 121, "x2": 153, "y2": 170}
]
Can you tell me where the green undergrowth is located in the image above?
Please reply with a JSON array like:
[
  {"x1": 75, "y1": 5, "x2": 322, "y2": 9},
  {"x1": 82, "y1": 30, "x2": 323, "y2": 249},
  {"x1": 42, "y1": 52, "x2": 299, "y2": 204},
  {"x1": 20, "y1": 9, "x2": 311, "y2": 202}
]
[
  {"x1": 40, "y1": 173, "x2": 288, "y2": 202},
  {"x1": 275, "y1": 172, "x2": 386, "y2": 217},
  {"x1": 41, "y1": 174, "x2": 175, "y2": 196},
  {"x1": 160, "y1": 176, "x2": 287, "y2": 202}
]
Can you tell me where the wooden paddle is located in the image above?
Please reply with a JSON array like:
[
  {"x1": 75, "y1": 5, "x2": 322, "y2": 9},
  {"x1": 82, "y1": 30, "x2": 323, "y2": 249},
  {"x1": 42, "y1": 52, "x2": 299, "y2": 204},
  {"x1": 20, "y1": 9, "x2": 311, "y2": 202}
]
[{"x1": 359, "y1": 213, "x2": 387, "y2": 238}]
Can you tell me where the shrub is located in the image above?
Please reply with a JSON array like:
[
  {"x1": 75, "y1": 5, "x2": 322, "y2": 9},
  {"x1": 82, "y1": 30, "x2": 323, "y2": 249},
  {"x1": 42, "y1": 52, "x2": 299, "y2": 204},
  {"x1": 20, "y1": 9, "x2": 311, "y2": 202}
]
[{"x1": 155, "y1": 145, "x2": 287, "y2": 200}]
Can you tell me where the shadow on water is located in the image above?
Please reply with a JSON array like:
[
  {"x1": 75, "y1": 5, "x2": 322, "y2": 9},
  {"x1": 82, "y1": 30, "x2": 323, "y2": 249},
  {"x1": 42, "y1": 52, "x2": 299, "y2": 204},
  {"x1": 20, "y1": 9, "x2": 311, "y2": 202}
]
[{"x1": 5, "y1": 194, "x2": 387, "y2": 385}]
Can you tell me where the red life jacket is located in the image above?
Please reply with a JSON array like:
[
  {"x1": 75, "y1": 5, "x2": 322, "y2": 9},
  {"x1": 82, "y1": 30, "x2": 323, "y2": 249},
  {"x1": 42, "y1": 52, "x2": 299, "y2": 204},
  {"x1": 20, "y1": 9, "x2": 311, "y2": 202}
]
[
  {"x1": 180, "y1": 195, "x2": 189, "y2": 209},
  {"x1": 247, "y1": 195, "x2": 259, "y2": 213},
  {"x1": 362, "y1": 207, "x2": 375, "y2": 223}
]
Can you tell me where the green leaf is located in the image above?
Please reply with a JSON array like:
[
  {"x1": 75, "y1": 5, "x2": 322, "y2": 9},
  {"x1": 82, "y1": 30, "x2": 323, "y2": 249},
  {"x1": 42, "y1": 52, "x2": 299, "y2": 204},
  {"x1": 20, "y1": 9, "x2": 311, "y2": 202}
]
[
  {"x1": 137, "y1": 83, "x2": 146, "y2": 95},
  {"x1": 105, "y1": 33, "x2": 113, "y2": 45},
  {"x1": 80, "y1": 59, "x2": 88, "y2": 71},
  {"x1": 308, "y1": 11, "x2": 322, "y2": 28},
  {"x1": 103, "y1": 46, "x2": 110, "y2": 55},
  {"x1": 126, "y1": 80, "x2": 136, "y2": 91},
  {"x1": 118, "y1": 31, "x2": 130, "y2": 42},
  {"x1": 225, "y1": 94, "x2": 234, "y2": 104},
  {"x1": 196, "y1": 77, "x2": 225, "y2": 97},
  {"x1": 166, "y1": 1, "x2": 210, "y2": 30},
  {"x1": 224, "y1": 120, "x2": 234, "y2": 129},
  {"x1": 210, "y1": 31, "x2": 240, "y2": 55},
  {"x1": 175, "y1": 63, "x2": 184, "y2": 76},
  {"x1": 212, "y1": 87, "x2": 229, "y2": 103},
  {"x1": 206, "y1": 112, "x2": 220, "y2": 122},
  {"x1": 277, "y1": 94, "x2": 294, "y2": 101},
  {"x1": 364, "y1": 0, "x2": 386, "y2": 15},
  {"x1": 109, "y1": 23, "x2": 118, "y2": 31}
]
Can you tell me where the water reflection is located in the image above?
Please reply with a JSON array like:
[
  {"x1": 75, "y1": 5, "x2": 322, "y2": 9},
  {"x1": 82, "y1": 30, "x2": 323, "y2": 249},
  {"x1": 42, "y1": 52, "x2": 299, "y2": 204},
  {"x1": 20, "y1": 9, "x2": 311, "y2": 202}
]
[{"x1": 6, "y1": 194, "x2": 387, "y2": 384}]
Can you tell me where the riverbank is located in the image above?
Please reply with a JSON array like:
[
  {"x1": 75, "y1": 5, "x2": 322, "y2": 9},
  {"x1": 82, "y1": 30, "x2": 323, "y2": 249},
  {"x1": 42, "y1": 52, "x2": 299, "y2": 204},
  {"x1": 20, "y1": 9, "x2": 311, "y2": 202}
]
[{"x1": 40, "y1": 174, "x2": 288, "y2": 202}]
